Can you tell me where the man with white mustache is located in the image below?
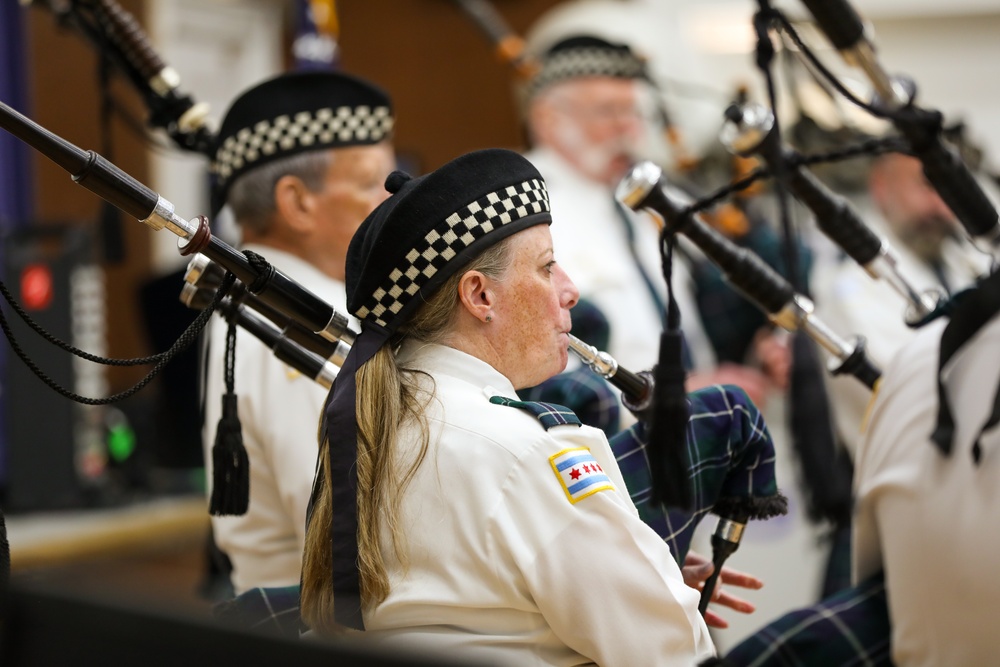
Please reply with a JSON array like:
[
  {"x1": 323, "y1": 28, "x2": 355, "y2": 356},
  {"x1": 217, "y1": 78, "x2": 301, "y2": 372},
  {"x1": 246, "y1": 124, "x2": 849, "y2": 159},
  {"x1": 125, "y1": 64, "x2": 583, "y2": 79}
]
[{"x1": 522, "y1": 35, "x2": 775, "y2": 406}]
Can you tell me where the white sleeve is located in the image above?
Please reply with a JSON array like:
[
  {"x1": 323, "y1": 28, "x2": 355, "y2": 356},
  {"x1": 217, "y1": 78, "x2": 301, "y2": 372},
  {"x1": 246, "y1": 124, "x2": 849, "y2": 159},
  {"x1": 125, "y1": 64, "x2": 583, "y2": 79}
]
[
  {"x1": 489, "y1": 427, "x2": 714, "y2": 667},
  {"x1": 252, "y1": 357, "x2": 328, "y2": 547},
  {"x1": 852, "y1": 344, "x2": 907, "y2": 584}
]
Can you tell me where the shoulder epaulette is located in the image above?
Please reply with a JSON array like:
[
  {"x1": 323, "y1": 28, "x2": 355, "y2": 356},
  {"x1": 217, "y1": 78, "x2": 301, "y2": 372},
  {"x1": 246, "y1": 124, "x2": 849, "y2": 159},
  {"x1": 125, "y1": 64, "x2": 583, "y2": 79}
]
[{"x1": 489, "y1": 396, "x2": 582, "y2": 430}]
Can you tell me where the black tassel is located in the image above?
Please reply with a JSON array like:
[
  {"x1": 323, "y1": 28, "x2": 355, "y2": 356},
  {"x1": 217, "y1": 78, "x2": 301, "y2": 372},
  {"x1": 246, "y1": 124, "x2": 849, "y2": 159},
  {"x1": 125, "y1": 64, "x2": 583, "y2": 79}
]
[
  {"x1": 714, "y1": 493, "x2": 789, "y2": 522},
  {"x1": 209, "y1": 315, "x2": 250, "y2": 516},
  {"x1": 648, "y1": 330, "x2": 692, "y2": 510},
  {"x1": 788, "y1": 331, "x2": 853, "y2": 527},
  {"x1": 648, "y1": 234, "x2": 693, "y2": 511}
]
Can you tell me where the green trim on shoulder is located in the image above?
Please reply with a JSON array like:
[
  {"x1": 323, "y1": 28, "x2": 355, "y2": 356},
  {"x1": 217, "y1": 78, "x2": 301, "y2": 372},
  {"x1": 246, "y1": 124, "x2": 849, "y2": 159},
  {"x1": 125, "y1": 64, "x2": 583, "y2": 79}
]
[{"x1": 488, "y1": 395, "x2": 582, "y2": 430}]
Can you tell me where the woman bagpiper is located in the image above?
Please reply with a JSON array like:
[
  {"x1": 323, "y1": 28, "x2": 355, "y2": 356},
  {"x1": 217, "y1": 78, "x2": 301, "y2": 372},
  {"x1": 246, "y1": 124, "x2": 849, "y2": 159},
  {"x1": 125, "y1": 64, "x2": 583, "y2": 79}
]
[{"x1": 301, "y1": 148, "x2": 715, "y2": 666}]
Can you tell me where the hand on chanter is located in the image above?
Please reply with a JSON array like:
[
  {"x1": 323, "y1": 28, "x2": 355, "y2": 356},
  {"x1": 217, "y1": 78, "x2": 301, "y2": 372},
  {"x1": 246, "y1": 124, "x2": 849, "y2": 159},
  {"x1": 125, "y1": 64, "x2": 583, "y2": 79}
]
[{"x1": 682, "y1": 551, "x2": 763, "y2": 629}]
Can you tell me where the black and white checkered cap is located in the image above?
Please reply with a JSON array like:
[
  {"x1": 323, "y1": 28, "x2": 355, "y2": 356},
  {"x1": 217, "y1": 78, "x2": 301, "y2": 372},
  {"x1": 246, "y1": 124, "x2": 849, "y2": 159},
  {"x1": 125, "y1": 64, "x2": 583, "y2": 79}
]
[
  {"x1": 346, "y1": 149, "x2": 551, "y2": 333},
  {"x1": 210, "y1": 70, "x2": 393, "y2": 212},
  {"x1": 526, "y1": 35, "x2": 650, "y2": 98}
]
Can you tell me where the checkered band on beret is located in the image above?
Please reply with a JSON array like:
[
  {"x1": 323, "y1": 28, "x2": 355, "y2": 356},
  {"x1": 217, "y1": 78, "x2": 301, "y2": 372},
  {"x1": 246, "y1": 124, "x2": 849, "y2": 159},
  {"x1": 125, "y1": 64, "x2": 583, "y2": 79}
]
[
  {"x1": 527, "y1": 35, "x2": 649, "y2": 98},
  {"x1": 356, "y1": 178, "x2": 549, "y2": 328},
  {"x1": 212, "y1": 105, "x2": 393, "y2": 182},
  {"x1": 209, "y1": 70, "x2": 393, "y2": 214},
  {"x1": 346, "y1": 149, "x2": 552, "y2": 334}
]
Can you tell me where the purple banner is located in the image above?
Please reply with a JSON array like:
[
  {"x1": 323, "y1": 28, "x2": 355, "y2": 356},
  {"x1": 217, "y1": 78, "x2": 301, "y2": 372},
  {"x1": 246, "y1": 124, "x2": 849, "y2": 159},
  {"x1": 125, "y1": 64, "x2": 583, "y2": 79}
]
[{"x1": 0, "y1": 0, "x2": 33, "y2": 485}]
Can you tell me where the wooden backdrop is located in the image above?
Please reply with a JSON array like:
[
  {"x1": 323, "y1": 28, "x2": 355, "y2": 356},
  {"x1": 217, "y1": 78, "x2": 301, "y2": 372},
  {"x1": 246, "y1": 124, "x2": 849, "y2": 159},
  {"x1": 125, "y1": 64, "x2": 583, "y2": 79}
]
[{"x1": 23, "y1": 0, "x2": 563, "y2": 392}]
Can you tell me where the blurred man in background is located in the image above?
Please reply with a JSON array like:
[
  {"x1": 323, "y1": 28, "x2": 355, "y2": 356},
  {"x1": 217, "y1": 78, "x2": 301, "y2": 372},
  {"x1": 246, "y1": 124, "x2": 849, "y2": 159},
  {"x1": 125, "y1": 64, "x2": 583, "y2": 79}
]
[
  {"x1": 202, "y1": 70, "x2": 395, "y2": 594},
  {"x1": 814, "y1": 150, "x2": 990, "y2": 459},
  {"x1": 521, "y1": 33, "x2": 786, "y2": 406}
]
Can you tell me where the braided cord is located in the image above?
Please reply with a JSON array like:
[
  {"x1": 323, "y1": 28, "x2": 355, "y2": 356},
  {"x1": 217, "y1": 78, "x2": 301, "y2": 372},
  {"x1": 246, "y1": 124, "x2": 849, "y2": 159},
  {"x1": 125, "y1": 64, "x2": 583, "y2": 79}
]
[{"x1": 0, "y1": 270, "x2": 236, "y2": 405}]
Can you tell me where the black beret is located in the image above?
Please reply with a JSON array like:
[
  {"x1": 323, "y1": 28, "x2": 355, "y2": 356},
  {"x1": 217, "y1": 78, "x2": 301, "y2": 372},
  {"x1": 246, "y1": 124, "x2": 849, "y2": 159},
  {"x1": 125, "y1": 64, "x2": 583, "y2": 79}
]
[
  {"x1": 526, "y1": 35, "x2": 650, "y2": 98},
  {"x1": 346, "y1": 148, "x2": 551, "y2": 334},
  {"x1": 210, "y1": 70, "x2": 394, "y2": 213}
]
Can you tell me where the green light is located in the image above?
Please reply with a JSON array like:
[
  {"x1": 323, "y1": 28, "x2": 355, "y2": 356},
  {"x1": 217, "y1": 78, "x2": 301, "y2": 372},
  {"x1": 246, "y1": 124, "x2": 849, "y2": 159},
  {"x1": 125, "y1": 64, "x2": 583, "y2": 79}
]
[{"x1": 107, "y1": 423, "x2": 136, "y2": 462}]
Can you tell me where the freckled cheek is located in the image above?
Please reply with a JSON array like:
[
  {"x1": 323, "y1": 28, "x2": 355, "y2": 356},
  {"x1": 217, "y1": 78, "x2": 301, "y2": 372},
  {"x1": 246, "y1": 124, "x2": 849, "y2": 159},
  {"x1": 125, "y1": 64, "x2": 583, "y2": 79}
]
[{"x1": 505, "y1": 292, "x2": 549, "y2": 342}]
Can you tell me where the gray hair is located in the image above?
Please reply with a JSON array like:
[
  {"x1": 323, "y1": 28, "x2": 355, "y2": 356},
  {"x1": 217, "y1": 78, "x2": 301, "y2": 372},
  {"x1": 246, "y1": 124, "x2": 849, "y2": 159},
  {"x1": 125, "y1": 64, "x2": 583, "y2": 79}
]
[{"x1": 226, "y1": 149, "x2": 334, "y2": 234}]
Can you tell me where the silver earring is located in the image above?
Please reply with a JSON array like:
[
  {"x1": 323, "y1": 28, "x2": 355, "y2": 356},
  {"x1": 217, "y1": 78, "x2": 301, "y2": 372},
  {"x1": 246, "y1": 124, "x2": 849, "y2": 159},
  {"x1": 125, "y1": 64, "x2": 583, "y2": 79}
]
[{"x1": 485, "y1": 314, "x2": 493, "y2": 323}]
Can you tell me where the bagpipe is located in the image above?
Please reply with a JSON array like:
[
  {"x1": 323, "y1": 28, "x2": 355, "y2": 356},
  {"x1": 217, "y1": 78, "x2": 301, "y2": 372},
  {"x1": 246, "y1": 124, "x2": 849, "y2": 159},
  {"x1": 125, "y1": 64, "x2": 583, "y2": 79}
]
[
  {"x1": 2, "y1": 0, "x2": 996, "y2": 640},
  {"x1": 27, "y1": 0, "x2": 216, "y2": 157},
  {"x1": 0, "y1": 69, "x2": 791, "y2": 612},
  {"x1": 618, "y1": 162, "x2": 882, "y2": 389},
  {"x1": 180, "y1": 249, "x2": 787, "y2": 617},
  {"x1": 631, "y1": 1, "x2": 999, "y2": 368},
  {"x1": 720, "y1": 102, "x2": 943, "y2": 327}
]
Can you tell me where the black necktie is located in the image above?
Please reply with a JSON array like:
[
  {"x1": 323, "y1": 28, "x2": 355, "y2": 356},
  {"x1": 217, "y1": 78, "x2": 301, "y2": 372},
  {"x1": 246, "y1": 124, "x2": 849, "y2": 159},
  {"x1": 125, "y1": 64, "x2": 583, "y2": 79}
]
[
  {"x1": 931, "y1": 269, "x2": 1000, "y2": 463},
  {"x1": 929, "y1": 260, "x2": 952, "y2": 296},
  {"x1": 614, "y1": 199, "x2": 666, "y2": 326}
]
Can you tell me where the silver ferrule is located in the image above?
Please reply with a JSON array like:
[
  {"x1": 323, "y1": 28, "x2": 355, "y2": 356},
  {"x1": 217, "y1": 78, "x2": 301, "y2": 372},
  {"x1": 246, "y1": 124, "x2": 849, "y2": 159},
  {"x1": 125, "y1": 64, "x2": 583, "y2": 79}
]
[
  {"x1": 864, "y1": 246, "x2": 941, "y2": 322},
  {"x1": 140, "y1": 196, "x2": 198, "y2": 238},
  {"x1": 616, "y1": 161, "x2": 663, "y2": 211},
  {"x1": 568, "y1": 333, "x2": 618, "y2": 378},
  {"x1": 719, "y1": 102, "x2": 774, "y2": 156},
  {"x1": 844, "y1": 41, "x2": 910, "y2": 109},
  {"x1": 714, "y1": 517, "x2": 746, "y2": 544},
  {"x1": 319, "y1": 310, "x2": 355, "y2": 346},
  {"x1": 315, "y1": 360, "x2": 339, "y2": 390},
  {"x1": 768, "y1": 292, "x2": 812, "y2": 332},
  {"x1": 149, "y1": 67, "x2": 181, "y2": 97},
  {"x1": 802, "y1": 313, "x2": 858, "y2": 362},
  {"x1": 328, "y1": 340, "x2": 352, "y2": 368},
  {"x1": 178, "y1": 102, "x2": 212, "y2": 134},
  {"x1": 183, "y1": 253, "x2": 213, "y2": 288},
  {"x1": 770, "y1": 294, "x2": 857, "y2": 361}
]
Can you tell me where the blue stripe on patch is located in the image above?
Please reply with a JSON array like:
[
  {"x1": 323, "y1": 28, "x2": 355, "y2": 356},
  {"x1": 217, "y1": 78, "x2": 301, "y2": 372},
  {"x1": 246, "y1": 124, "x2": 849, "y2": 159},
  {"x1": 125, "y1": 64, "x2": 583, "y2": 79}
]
[
  {"x1": 555, "y1": 454, "x2": 594, "y2": 471},
  {"x1": 567, "y1": 474, "x2": 613, "y2": 495},
  {"x1": 549, "y1": 447, "x2": 616, "y2": 504}
]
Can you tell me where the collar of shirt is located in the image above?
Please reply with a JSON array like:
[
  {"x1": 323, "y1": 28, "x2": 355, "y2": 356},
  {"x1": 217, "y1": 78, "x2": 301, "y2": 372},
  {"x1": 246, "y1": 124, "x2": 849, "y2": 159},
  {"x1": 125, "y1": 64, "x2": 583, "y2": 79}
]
[{"x1": 396, "y1": 340, "x2": 520, "y2": 400}]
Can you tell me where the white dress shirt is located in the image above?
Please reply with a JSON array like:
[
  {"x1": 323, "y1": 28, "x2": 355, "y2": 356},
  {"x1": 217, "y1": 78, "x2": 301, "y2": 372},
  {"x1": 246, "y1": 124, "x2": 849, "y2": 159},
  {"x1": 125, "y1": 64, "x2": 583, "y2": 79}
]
[
  {"x1": 363, "y1": 341, "x2": 715, "y2": 667},
  {"x1": 202, "y1": 244, "x2": 355, "y2": 594}
]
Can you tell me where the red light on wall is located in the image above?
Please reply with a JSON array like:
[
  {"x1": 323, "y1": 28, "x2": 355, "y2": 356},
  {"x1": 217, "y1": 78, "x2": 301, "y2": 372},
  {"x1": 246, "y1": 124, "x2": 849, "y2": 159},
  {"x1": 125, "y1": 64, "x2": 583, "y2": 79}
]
[{"x1": 21, "y1": 263, "x2": 54, "y2": 311}]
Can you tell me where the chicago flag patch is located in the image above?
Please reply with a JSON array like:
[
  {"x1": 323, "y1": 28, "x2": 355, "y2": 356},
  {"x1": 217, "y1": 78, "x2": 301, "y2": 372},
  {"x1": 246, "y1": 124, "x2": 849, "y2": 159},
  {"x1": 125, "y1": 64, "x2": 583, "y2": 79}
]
[{"x1": 549, "y1": 447, "x2": 616, "y2": 504}]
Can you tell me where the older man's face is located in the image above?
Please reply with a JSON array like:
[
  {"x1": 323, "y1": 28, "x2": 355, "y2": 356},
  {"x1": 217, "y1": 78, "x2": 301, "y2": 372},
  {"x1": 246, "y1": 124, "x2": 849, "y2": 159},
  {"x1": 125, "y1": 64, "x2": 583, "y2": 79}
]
[
  {"x1": 538, "y1": 77, "x2": 645, "y2": 186},
  {"x1": 313, "y1": 142, "x2": 397, "y2": 253}
]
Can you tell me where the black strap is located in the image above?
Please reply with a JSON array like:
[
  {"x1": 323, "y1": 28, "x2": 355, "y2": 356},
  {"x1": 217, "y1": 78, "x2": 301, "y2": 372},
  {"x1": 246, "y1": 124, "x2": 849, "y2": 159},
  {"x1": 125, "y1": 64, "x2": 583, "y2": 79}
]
[
  {"x1": 929, "y1": 260, "x2": 953, "y2": 297},
  {"x1": 315, "y1": 327, "x2": 390, "y2": 630},
  {"x1": 614, "y1": 200, "x2": 666, "y2": 326},
  {"x1": 931, "y1": 268, "x2": 1000, "y2": 459}
]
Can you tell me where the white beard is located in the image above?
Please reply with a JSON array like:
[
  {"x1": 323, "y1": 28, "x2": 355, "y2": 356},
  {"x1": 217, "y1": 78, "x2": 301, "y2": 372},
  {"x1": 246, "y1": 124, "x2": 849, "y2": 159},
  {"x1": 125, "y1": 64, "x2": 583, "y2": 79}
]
[{"x1": 551, "y1": 121, "x2": 637, "y2": 185}]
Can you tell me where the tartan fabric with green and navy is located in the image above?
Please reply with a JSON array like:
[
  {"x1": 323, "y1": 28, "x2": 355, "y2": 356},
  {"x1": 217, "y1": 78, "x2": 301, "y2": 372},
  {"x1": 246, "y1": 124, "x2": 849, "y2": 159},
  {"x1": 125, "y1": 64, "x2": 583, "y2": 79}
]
[
  {"x1": 724, "y1": 572, "x2": 892, "y2": 666},
  {"x1": 488, "y1": 396, "x2": 583, "y2": 429},
  {"x1": 609, "y1": 383, "x2": 781, "y2": 565},
  {"x1": 519, "y1": 365, "x2": 621, "y2": 438}
]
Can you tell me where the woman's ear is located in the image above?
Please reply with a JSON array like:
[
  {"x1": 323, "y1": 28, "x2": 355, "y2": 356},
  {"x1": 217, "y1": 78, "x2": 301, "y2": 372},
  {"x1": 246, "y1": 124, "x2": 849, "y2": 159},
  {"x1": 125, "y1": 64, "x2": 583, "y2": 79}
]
[{"x1": 457, "y1": 270, "x2": 495, "y2": 323}]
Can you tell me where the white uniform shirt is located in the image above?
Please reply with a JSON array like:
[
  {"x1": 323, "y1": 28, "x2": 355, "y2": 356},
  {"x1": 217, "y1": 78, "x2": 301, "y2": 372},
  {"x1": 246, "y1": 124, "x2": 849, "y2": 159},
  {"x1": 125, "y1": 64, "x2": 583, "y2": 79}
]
[
  {"x1": 202, "y1": 244, "x2": 355, "y2": 594},
  {"x1": 812, "y1": 201, "x2": 989, "y2": 457},
  {"x1": 853, "y1": 308, "x2": 1000, "y2": 666},
  {"x1": 524, "y1": 147, "x2": 716, "y2": 374},
  {"x1": 363, "y1": 341, "x2": 714, "y2": 667}
]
